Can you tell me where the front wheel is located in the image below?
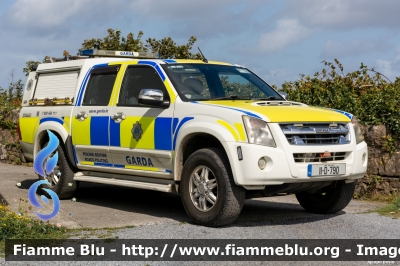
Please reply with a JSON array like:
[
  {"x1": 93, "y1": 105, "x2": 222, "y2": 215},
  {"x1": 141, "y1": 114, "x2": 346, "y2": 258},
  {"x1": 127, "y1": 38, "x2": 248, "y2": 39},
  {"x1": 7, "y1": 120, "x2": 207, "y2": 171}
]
[
  {"x1": 180, "y1": 148, "x2": 245, "y2": 226},
  {"x1": 295, "y1": 181, "x2": 355, "y2": 214}
]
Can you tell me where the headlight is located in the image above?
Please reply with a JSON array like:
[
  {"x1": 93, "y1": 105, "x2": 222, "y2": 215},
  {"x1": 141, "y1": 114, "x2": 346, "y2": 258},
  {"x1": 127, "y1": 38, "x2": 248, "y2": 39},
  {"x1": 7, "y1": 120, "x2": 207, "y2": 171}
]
[
  {"x1": 351, "y1": 116, "x2": 364, "y2": 144},
  {"x1": 243, "y1": 116, "x2": 276, "y2": 147}
]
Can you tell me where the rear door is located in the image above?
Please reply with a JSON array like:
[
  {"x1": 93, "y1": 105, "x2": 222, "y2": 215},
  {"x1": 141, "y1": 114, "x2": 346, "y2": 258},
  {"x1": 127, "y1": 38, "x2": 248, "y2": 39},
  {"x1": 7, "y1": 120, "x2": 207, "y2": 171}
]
[{"x1": 71, "y1": 65, "x2": 120, "y2": 170}]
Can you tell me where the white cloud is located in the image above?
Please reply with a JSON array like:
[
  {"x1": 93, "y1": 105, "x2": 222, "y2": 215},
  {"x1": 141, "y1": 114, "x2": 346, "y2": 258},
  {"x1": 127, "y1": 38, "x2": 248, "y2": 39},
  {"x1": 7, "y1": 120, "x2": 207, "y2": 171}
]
[
  {"x1": 256, "y1": 19, "x2": 312, "y2": 54},
  {"x1": 375, "y1": 46, "x2": 400, "y2": 82},
  {"x1": 321, "y1": 39, "x2": 390, "y2": 59},
  {"x1": 283, "y1": 0, "x2": 400, "y2": 29}
]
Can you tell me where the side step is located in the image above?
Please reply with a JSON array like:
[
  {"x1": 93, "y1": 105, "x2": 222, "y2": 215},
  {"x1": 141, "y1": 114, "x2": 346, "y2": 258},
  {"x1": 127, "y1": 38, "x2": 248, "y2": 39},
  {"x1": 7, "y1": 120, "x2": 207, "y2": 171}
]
[{"x1": 73, "y1": 174, "x2": 175, "y2": 193}]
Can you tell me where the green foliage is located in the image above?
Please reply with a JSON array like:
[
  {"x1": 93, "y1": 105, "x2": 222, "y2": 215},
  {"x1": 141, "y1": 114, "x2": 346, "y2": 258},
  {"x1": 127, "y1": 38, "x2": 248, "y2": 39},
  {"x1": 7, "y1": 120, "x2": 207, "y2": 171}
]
[
  {"x1": 382, "y1": 135, "x2": 397, "y2": 157},
  {"x1": 0, "y1": 71, "x2": 23, "y2": 131},
  {"x1": 0, "y1": 199, "x2": 67, "y2": 241},
  {"x1": 23, "y1": 60, "x2": 41, "y2": 77},
  {"x1": 280, "y1": 59, "x2": 400, "y2": 137},
  {"x1": 146, "y1": 36, "x2": 202, "y2": 59},
  {"x1": 377, "y1": 196, "x2": 400, "y2": 218},
  {"x1": 81, "y1": 29, "x2": 147, "y2": 53},
  {"x1": 81, "y1": 28, "x2": 201, "y2": 59}
]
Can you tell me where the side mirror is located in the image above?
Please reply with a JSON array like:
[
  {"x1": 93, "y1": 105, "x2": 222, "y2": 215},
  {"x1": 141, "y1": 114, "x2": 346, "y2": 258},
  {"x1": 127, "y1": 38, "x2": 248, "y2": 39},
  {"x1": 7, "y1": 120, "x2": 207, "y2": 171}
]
[
  {"x1": 279, "y1": 91, "x2": 288, "y2": 100},
  {"x1": 138, "y1": 89, "x2": 169, "y2": 107}
]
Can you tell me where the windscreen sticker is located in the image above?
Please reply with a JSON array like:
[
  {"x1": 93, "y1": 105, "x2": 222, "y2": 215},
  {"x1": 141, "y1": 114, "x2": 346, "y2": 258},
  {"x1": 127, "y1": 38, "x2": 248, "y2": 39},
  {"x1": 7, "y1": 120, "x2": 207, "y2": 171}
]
[{"x1": 236, "y1": 68, "x2": 250, "y2": 73}]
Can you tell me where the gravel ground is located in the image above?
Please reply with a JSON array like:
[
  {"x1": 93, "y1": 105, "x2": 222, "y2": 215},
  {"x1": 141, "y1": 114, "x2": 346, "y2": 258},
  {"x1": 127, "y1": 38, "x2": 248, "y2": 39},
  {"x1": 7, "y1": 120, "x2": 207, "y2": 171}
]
[{"x1": 1, "y1": 163, "x2": 399, "y2": 265}]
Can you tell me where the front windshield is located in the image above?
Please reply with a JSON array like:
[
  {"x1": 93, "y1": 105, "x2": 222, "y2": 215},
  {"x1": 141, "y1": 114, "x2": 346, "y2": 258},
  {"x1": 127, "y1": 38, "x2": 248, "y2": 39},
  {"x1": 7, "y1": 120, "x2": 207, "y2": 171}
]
[{"x1": 161, "y1": 64, "x2": 283, "y2": 101}]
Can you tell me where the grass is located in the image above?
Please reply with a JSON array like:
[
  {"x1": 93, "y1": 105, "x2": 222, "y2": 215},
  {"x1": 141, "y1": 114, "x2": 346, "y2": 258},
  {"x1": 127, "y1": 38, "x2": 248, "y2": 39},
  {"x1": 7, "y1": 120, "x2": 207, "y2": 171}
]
[
  {"x1": 0, "y1": 199, "x2": 124, "y2": 258},
  {"x1": 376, "y1": 197, "x2": 400, "y2": 219},
  {"x1": 0, "y1": 201, "x2": 69, "y2": 257}
]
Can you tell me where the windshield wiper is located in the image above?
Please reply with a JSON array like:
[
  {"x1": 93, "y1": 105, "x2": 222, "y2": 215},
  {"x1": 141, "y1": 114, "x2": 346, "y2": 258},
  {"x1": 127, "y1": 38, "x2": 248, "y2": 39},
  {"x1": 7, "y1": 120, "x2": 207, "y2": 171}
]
[
  {"x1": 211, "y1": 95, "x2": 252, "y2": 100},
  {"x1": 252, "y1": 96, "x2": 282, "y2": 101}
]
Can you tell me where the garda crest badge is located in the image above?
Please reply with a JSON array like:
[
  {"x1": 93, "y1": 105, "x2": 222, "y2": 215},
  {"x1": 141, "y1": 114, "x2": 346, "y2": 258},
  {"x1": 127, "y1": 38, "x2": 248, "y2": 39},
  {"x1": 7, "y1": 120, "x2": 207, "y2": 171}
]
[
  {"x1": 27, "y1": 79, "x2": 33, "y2": 91},
  {"x1": 132, "y1": 121, "x2": 143, "y2": 141}
]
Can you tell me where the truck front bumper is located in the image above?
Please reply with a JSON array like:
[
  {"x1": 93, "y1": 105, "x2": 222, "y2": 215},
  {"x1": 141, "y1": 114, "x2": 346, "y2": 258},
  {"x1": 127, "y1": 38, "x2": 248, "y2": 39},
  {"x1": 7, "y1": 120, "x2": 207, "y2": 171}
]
[{"x1": 223, "y1": 140, "x2": 368, "y2": 187}]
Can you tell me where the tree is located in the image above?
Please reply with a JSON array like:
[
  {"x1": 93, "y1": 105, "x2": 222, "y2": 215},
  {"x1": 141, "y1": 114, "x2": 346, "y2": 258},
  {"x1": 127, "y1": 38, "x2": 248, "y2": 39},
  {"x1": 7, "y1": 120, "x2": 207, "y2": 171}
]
[
  {"x1": 81, "y1": 28, "x2": 202, "y2": 59},
  {"x1": 23, "y1": 60, "x2": 41, "y2": 77}
]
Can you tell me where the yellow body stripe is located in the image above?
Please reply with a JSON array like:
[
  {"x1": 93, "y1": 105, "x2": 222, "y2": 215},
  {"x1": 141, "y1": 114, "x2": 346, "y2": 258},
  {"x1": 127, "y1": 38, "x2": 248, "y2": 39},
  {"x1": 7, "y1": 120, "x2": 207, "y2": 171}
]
[
  {"x1": 234, "y1": 123, "x2": 246, "y2": 141},
  {"x1": 164, "y1": 80, "x2": 176, "y2": 103},
  {"x1": 217, "y1": 120, "x2": 239, "y2": 141},
  {"x1": 125, "y1": 165, "x2": 158, "y2": 171},
  {"x1": 204, "y1": 101, "x2": 351, "y2": 122},
  {"x1": 63, "y1": 116, "x2": 71, "y2": 134},
  {"x1": 80, "y1": 161, "x2": 94, "y2": 165},
  {"x1": 120, "y1": 117, "x2": 155, "y2": 149},
  {"x1": 110, "y1": 64, "x2": 127, "y2": 106},
  {"x1": 19, "y1": 117, "x2": 40, "y2": 143},
  {"x1": 71, "y1": 116, "x2": 91, "y2": 145}
]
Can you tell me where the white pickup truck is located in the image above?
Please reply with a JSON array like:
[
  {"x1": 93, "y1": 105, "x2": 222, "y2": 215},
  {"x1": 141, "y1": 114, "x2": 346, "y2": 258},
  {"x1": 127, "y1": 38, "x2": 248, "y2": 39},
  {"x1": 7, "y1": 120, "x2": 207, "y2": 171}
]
[{"x1": 18, "y1": 49, "x2": 368, "y2": 226}]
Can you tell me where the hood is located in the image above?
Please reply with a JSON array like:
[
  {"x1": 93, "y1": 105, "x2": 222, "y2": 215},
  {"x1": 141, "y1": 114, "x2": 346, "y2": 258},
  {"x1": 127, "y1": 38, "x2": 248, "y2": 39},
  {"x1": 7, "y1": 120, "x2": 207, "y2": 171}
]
[{"x1": 199, "y1": 100, "x2": 351, "y2": 122}]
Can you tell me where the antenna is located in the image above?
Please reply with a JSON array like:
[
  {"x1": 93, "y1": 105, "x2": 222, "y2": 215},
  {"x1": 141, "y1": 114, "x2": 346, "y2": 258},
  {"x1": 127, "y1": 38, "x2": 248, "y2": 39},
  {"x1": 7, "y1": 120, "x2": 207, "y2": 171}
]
[{"x1": 198, "y1": 47, "x2": 208, "y2": 63}]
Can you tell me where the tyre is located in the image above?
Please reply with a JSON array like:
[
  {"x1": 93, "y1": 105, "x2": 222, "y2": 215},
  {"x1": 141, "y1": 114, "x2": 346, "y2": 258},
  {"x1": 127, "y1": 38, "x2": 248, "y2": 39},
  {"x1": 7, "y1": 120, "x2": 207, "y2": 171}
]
[
  {"x1": 295, "y1": 181, "x2": 355, "y2": 214},
  {"x1": 39, "y1": 144, "x2": 77, "y2": 199},
  {"x1": 180, "y1": 148, "x2": 245, "y2": 226}
]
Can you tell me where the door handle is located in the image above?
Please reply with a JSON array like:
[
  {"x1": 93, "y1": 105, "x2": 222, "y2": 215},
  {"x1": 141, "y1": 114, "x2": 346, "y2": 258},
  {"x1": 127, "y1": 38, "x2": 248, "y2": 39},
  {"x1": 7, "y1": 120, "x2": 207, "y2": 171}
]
[
  {"x1": 75, "y1": 111, "x2": 88, "y2": 121},
  {"x1": 112, "y1": 112, "x2": 126, "y2": 123}
]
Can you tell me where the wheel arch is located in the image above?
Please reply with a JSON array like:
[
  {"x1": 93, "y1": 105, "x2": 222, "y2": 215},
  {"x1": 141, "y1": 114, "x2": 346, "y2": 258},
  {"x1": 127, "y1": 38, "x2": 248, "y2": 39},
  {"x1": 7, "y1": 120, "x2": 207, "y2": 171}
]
[
  {"x1": 173, "y1": 122, "x2": 240, "y2": 183},
  {"x1": 34, "y1": 122, "x2": 77, "y2": 169}
]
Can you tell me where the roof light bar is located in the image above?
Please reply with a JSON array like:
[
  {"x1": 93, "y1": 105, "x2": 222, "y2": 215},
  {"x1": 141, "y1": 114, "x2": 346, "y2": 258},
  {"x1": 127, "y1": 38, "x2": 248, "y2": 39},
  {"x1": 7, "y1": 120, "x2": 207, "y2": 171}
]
[{"x1": 79, "y1": 49, "x2": 158, "y2": 59}]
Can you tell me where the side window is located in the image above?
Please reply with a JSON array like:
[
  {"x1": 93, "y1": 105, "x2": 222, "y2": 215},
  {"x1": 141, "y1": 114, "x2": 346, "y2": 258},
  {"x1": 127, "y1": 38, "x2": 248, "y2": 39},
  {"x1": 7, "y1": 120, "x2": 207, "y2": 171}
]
[
  {"x1": 82, "y1": 68, "x2": 118, "y2": 106},
  {"x1": 118, "y1": 66, "x2": 169, "y2": 106}
]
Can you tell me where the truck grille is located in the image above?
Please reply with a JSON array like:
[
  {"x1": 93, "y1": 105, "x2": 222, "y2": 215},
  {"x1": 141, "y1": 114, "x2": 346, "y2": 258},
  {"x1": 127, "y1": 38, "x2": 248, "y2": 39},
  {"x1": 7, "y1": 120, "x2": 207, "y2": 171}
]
[
  {"x1": 293, "y1": 152, "x2": 347, "y2": 163},
  {"x1": 279, "y1": 123, "x2": 350, "y2": 145}
]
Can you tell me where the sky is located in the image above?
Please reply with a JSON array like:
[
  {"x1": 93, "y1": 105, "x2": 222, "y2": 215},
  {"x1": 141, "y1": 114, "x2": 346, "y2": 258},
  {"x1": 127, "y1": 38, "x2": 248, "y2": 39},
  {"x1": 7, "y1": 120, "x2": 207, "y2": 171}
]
[{"x1": 1, "y1": 0, "x2": 400, "y2": 89}]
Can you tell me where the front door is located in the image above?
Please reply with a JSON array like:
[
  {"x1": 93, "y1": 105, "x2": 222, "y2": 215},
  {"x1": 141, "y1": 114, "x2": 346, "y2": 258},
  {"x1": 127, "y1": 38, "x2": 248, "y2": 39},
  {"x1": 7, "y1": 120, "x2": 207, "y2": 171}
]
[{"x1": 108, "y1": 64, "x2": 175, "y2": 179}]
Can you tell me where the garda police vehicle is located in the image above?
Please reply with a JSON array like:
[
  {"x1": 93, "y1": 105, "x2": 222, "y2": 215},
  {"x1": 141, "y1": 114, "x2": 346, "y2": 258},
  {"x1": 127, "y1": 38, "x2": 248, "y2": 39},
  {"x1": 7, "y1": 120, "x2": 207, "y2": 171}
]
[{"x1": 18, "y1": 49, "x2": 368, "y2": 226}]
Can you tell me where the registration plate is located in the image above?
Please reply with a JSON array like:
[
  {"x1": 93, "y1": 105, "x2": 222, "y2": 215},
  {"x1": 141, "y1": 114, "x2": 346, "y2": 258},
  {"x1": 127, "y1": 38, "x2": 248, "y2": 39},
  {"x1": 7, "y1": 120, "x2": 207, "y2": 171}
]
[{"x1": 307, "y1": 164, "x2": 346, "y2": 177}]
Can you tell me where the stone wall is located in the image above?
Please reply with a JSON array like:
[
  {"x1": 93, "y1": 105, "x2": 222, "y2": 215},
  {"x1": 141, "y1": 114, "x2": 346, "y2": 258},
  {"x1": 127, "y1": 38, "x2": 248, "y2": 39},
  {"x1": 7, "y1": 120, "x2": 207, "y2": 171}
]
[
  {"x1": 355, "y1": 125, "x2": 400, "y2": 196},
  {"x1": 362, "y1": 125, "x2": 400, "y2": 177},
  {"x1": 0, "y1": 109, "x2": 27, "y2": 165}
]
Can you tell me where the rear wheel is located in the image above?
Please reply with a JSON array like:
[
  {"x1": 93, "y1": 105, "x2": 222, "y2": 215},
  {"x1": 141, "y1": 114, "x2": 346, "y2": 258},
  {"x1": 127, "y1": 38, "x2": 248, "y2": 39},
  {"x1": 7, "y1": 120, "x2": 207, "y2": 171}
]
[
  {"x1": 180, "y1": 148, "x2": 245, "y2": 226},
  {"x1": 295, "y1": 181, "x2": 355, "y2": 214},
  {"x1": 39, "y1": 144, "x2": 77, "y2": 199}
]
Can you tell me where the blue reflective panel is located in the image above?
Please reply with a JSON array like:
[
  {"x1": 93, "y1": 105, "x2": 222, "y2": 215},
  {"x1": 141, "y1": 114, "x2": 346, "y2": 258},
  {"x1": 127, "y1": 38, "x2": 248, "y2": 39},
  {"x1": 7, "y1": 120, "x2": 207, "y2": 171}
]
[{"x1": 90, "y1": 116, "x2": 109, "y2": 146}]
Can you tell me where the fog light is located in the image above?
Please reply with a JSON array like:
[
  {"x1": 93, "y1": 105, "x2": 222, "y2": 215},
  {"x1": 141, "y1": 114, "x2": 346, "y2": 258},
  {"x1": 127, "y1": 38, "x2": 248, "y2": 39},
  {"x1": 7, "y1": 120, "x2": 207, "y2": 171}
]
[
  {"x1": 362, "y1": 152, "x2": 366, "y2": 164},
  {"x1": 258, "y1": 158, "x2": 267, "y2": 170}
]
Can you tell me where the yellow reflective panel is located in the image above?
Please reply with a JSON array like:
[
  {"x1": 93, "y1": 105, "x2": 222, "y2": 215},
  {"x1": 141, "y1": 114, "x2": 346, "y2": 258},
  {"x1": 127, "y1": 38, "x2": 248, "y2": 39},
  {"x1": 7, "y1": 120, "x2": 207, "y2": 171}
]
[
  {"x1": 63, "y1": 116, "x2": 71, "y2": 134},
  {"x1": 217, "y1": 120, "x2": 239, "y2": 141},
  {"x1": 125, "y1": 165, "x2": 159, "y2": 171},
  {"x1": 120, "y1": 116, "x2": 155, "y2": 149},
  {"x1": 19, "y1": 117, "x2": 40, "y2": 143},
  {"x1": 202, "y1": 101, "x2": 351, "y2": 122},
  {"x1": 172, "y1": 59, "x2": 231, "y2": 65},
  {"x1": 80, "y1": 161, "x2": 94, "y2": 165},
  {"x1": 164, "y1": 80, "x2": 176, "y2": 103},
  {"x1": 110, "y1": 64, "x2": 127, "y2": 106},
  {"x1": 72, "y1": 116, "x2": 91, "y2": 145},
  {"x1": 173, "y1": 59, "x2": 205, "y2": 64}
]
